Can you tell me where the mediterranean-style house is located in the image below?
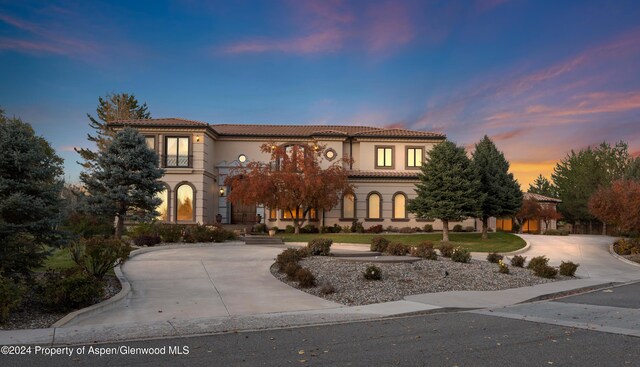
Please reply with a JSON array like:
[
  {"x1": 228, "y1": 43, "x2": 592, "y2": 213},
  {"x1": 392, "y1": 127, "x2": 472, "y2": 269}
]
[{"x1": 108, "y1": 118, "x2": 479, "y2": 230}]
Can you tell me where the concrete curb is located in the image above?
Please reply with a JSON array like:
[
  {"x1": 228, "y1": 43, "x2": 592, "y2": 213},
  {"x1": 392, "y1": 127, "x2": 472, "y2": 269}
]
[
  {"x1": 502, "y1": 235, "x2": 531, "y2": 256},
  {"x1": 609, "y1": 243, "x2": 640, "y2": 268},
  {"x1": 52, "y1": 242, "x2": 238, "y2": 327}
]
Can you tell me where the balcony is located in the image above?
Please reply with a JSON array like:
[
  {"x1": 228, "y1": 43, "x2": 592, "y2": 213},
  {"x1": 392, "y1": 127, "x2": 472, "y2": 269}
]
[{"x1": 162, "y1": 154, "x2": 193, "y2": 168}]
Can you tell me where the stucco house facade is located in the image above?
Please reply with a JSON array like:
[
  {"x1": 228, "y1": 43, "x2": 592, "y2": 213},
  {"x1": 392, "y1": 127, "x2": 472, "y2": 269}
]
[{"x1": 108, "y1": 118, "x2": 478, "y2": 230}]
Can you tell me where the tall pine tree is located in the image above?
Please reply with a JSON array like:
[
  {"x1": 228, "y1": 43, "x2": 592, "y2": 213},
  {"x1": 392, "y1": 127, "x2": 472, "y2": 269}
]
[
  {"x1": 528, "y1": 175, "x2": 558, "y2": 198},
  {"x1": 81, "y1": 127, "x2": 165, "y2": 238},
  {"x1": 472, "y1": 136, "x2": 522, "y2": 239},
  {"x1": 76, "y1": 93, "x2": 151, "y2": 172},
  {"x1": 0, "y1": 109, "x2": 64, "y2": 278},
  {"x1": 408, "y1": 140, "x2": 483, "y2": 241}
]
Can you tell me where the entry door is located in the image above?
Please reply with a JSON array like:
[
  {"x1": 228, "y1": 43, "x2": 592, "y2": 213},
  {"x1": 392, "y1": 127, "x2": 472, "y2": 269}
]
[{"x1": 231, "y1": 202, "x2": 256, "y2": 224}]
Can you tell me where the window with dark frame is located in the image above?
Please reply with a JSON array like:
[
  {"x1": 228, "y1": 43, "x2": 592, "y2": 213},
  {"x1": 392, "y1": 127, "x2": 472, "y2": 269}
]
[
  {"x1": 406, "y1": 147, "x2": 424, "y2": 168},
  {"x1": 165, "y1": 137, "x2": 190, "y2": 167},
  {"x1": 375, "y1": 146, "x2": 393, "y2": 168}
]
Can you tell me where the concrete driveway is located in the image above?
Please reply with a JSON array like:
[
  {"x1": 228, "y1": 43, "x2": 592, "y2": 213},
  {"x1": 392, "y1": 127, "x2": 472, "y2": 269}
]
[
  {"x1": 515, "y1": 234, "x2": 639, "y2": 282},
  {"x1": 68, "y1": 243, "x2": 341, "y2": 326}
]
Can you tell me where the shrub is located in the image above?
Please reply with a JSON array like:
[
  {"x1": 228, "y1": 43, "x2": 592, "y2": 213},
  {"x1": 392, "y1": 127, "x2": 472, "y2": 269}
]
[
  {"x1": 533, "y1": 264, "x2": 558, "y2": 279},
  {"x1": 182, "y1": 224, "x2": 223, "y2": 243},
  {"x1": 512, "y1": 222, "x2": 521, "y2": 233},
  {"x1": 332, "y1": 224, "x2": 342, "y2": 233},
  {"x1": 367, "y1": 224, "x2": 384, "y2": 233},
  {"x1": 451, "y1": 247, "x2": 471, "y2": 263},
  {"x1": 301, "y1": 224, "x2": 319, "y2": 234},
  {"x1": 527, "y1": 255, "x2": 550, "y2": 271},
  {"x1": 157, "y1": 224, "x2": 184, "y2": 243},
  {"x1": 544, "y1": 229, "x2": 569, "y2": 236},
  {"x1": 498, "y1": 260, "x2": 509, "y2": 274},
  {"x1": 370, "y1": 236, "x2": 390, "y2": 252},
  {"x1": 319, "y1": 283, "x2": 336, "y2": 295},
  {"x1": 386, "y1": 226, "x2": 399, "y2": 233},
  {"x1": 284, "y1": 262, "x2": 302, "y2": 280},
  {"x1": 276, "y1": 248, "x2": 308, "y2": 269},
  {"x1": 0, "y1": 274, "x2": 23, "y2": 323},
  {"x1": 398, "y1": 226, "x2": 416, "y2": 233},
  {"x1": 351, "y1": 220, "x2": 365, "y2": 233},
  {"x1": 410, "y1": 241, "x2": 438, "y2": 260},
  {"x1": 438, "y1": 242, "x2": 455, "y2": 258},
  {"x1": 70, "y1": 237, "x2": 132, "y2": 279},
  {"x1": 363, "y1": 265, "x2": 382, "y2": 280},
  {"x1": 341, "y1": 225, "x2": 352, "y2": 233},
  {"x1": 510, "y1": 255, "x2": 526, "y2": 267},
  {"x1": 63, "y1": 211, "x2": 114, "y2": 238},
  {"x1": 464, "y1": 226, "x2": 475, "y2": 232},
  {"x1": 487, "y1": 252, "x2": 504, "y2": 264},
  {"x1": 295, "y1": 268, "x2": 316, "y2": 288},
  {"x1": 212, "y1": 227, "x2": 237, "y2": 242},
  {"x1": 559, "y1": 261, "x2": 579, "y2": 276},
  {"x1": 37, "y1": 268, "x2": 104, "y2": 311},
  {"x1": 385, "y1": 242, "x2": 409, "y2": 256},
  {"x1": 133, "y1": 234, "x2": 161, "y2": 247},
  {"x1": 613, "y1": 238, "x2": 640, "y2": 255},
  {"x1": 285, "y1": 225, "x2": 295, "y2": 234},
  {"x1": 320, "y1": 226, "x2": 336, "y2": 234},
  {"x1": 307, "y1": 238, "x2": 333, "y2": 256},
  {"x1": 128, "y1": 222, "x2": 159, "y2": 238},
  {"x1": 452, "y1": 224, "x2": 464, "y2": 232},
  {"x1": 253, "y1": 223, "x2": 268, "y2": 233},
  {"x1": 423, "y1": 224, "x2": 434, "y2": 232},
  {"x1": 271, "y1": 226, "x2": 280, "y2": 232},
  {"x1": 413, "y1": 227, "x2": 423, "y2": 232}
]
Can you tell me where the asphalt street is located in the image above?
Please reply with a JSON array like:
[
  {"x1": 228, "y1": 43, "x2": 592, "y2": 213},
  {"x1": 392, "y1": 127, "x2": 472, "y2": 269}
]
[{"x1": 4, "y1": 283, "x2": 640, "y2": 367}]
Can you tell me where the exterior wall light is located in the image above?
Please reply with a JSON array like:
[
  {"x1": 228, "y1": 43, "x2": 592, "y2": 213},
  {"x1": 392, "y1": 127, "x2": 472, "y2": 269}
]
[
  {"x1": 219, "y1": 187, "x2": 225, "y2": 197},
  {"x1": 195, "y1": 136, "x2": 200, "y2": 142}
]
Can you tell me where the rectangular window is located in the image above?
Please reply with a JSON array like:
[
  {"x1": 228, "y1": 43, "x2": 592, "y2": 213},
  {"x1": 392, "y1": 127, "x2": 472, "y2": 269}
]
[
  {"x1": 406, "y1": 147, "x2": 424, "y2": 168},
  {"x1": 145, "y1": 136, "x2": 156, "y2": 151},
  {"x1": 165, "y1": 137, "x2": 190, "y2": 167},
  {"x1": 283, "y1": 207, "x2": 316, "y2": 219},
  {"x1": 269, "y1": 208, "x2": 277, "y2": 220},
  {"x1": 375, "y1": 146, "x2": 394, "y2": 168}
]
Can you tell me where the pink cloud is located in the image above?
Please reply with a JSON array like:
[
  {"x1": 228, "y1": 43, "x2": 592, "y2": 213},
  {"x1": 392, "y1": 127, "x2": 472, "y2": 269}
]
[
  {"x1": 224, "y1": 28, "x2": 345, "y2": 55},
  {"x1": 362, "y1": 1, "x2": 414, "y2": 52}
]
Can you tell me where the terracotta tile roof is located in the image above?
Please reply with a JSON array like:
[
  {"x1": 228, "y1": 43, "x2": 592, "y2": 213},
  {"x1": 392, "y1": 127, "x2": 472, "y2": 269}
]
[
  {"x1": 524, "y1": 192, "x2": 562, "y2": 203},
  {"x1": 109, "y1": 118, "x2": 209, "y2": 127},
  {"x1": 348, "y1": 170, "x2": 420, "y2": 178},
  {"x1": 108, "y1": 119, "x2": 445, "y2": 139}
]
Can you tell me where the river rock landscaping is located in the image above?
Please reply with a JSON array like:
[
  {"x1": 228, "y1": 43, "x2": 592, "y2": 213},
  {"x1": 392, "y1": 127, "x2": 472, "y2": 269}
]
[{"x1": 272, "y1": 256, "x2": 570, "y2": 306}]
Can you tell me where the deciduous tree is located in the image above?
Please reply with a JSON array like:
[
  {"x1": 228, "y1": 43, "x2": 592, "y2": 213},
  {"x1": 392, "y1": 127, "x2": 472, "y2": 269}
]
[
  {"x1": 471, "y1": 136, "x2": 523, "y2": 239},
  {"x1": 539, "y1": 205, "x2": 562, "y2": 232},
  {"x1": 589, "y1": 179, "x2": 640, "y2": 234},
  {"x1": 408, "y1": 140, "x2": 482, "y2": 241},
  {"x1": 76, "y1": 93, "x2": 150, "y2": 172},
  {"x1": 81, "y1": 127, "x2": 165, "y2": 238},
  {"x1": 226, "y1": 143, "x2": 353, "y2": 234},
  {"x1": 515, "y1": 197, "x2": 541, "y2": 234},
  {"x1": 0, "y1": 109, "x2": 64, "y2": 278}
]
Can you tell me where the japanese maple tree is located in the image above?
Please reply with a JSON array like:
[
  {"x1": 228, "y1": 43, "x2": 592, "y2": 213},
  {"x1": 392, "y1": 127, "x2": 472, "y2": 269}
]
[
  {"x1": 225, "y1": 143, "x2": 353, "y2": 234},
  {"x1": 515, "y1": 197, "x2": 541, "y2": 233}
]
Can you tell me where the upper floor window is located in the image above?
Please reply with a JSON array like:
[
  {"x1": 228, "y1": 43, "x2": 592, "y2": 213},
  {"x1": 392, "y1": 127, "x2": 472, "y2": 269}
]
[
  {"x1": 406, "y1": 147, "x2": 424, "y2": 169},
  {"x1": 166, "y1": 137, "x2": 190, "y2": 167},
  {"x1": 375, "y1": 146, "x2": 394, "y2": 169},
  {"x1": 145, "y1": 136, "x2": 156, "y2": 151}
]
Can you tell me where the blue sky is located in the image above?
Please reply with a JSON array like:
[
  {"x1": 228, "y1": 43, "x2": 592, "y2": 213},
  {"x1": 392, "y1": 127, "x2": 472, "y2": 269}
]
[{"x1": 1, "y1": 0, "x2": 639, "y2": 186}]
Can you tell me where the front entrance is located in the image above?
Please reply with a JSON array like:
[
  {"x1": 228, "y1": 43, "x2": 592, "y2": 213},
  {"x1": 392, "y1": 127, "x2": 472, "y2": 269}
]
[{"x1": 231, "y1": 202, "x2": 256, "y2": 224}]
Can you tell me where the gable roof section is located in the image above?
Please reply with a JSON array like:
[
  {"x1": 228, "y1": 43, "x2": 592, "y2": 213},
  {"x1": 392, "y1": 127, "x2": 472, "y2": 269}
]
[{"x1": 107, "y1": 119, "x2": 445, "y2": 139}]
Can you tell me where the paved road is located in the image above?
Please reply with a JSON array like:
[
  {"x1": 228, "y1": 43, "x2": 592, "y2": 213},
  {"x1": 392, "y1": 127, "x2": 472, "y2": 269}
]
[
  {"x1": 515, "y1": 234, "x2": 639, "y2": 282},
  {"x1": 69, "y1": 243, "x2": 340, "y2": 326}
]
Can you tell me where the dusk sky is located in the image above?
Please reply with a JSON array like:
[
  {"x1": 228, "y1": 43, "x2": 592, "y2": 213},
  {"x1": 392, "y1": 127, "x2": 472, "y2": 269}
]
[{"x1": 1, "y1": 0, "x2": 639, "y2": 187}]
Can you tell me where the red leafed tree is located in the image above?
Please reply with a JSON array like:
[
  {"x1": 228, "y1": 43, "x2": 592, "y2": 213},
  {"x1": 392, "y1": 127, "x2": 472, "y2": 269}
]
[
  {"x1": 589, "y1": 179, "x2": 640, "y2": 233},
  {"x1": 225, "y1": 143, "x2": 353, "y2": 234},
  {"x1": 515, "y1": 197, "x2": 541, "y2": 233},
  {"x1": 539, "y1": 204, "x2": 563, "y2": 232}
]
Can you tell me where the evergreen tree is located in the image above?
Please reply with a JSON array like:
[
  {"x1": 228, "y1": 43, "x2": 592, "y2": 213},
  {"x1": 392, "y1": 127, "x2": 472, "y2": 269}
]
[
  {"x1": 81, "y1": 127, "x2": 165, "y2": 238},
  {"x1": 471, "y1": 136, "x2": 523, "y2": 239},
  {"x1": 408, "y1": 140, "x2": 482, "y2": 241},
  {"x1": 76, "y1": 93, "x2": 151, "y2": 171},
  {"x1": 528, "y1": 174, "x2": 558, "y2": 198},
  {"x1": 0, "y1": 109, "x2": 64, "y2": 279},
  {"x1": 626, "y1": 157, "x2": 640, "y2": 180}
]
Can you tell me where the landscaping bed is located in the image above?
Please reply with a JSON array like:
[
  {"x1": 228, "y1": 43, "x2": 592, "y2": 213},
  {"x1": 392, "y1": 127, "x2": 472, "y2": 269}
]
[
  {"x1": 271, "y1": 256, "x2": 570, "y2": 306},
  {"x1": 0, "y1": 275, "x2": 121, "y2": 330},
  {"x1": 612, "y1": 238, "x2": 640, "y2": 264}
]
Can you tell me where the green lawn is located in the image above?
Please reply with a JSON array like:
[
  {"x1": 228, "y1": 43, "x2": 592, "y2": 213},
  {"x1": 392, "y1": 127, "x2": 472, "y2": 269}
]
[
  {"x1": 37, "y1": 247, "x2": 76, "y2": 271},
  {"x1": 278, "y1": 232, "x2": 525, "y2": 252}
]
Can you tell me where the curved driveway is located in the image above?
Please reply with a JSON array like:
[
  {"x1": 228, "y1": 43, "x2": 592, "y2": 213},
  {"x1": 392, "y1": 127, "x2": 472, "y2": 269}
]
[
  {"x1": 69, "y1": 243, "x2": 341, "y2": 326},
  {"x1": 516, "y1": 234, "x2": 639, "y2": 282}
]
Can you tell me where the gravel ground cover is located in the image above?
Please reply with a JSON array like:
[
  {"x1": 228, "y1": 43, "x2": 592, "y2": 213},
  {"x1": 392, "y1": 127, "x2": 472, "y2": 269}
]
[
  {"x1": 272, "y1": 256, "x2": 569, "y2": 306},
  {"x1": 0, "y1": 275, "x2": 121, "y2": 330}
]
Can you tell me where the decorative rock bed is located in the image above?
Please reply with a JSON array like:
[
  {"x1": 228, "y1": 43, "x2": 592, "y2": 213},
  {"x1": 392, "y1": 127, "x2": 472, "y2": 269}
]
[{"x1": 272, "y1": 256, "x2": 569, "y2": 306}]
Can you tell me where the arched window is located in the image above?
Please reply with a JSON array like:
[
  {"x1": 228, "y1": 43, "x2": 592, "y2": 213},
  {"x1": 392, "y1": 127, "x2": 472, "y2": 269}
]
[
  {"x1": 155, "y1": 184, "x2": 169, "y2": 221},
  {"x1": 176, "y1": 184, "x2": 195, "y2": 221},
  {"x1": 393, "y1": 192, "x2": 407, "y2": 219},
  {"x1": 342, "y1": 193, "x2": 355, "y2": 219},
  {"x1": 367, "y1": 192, "x2": 382, "y2": 219}
]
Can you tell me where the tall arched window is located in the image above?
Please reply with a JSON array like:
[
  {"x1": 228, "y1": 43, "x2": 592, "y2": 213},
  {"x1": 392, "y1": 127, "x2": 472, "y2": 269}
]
[
  {"x1": 342, "y1": 193, "x2": 355, "y2": 219},
  {"x1": 393, "y1": 192, "x2": 407, "y2": 219},
  {"x1": 155, "y1": 185, "x2": 169, "y2": 221},
  {"x1": 176, "y1": 184, "x2": 194, "y2": 221},
  {"x1": 367, "y1": 192, "x2": 381, "y2": 219}
]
